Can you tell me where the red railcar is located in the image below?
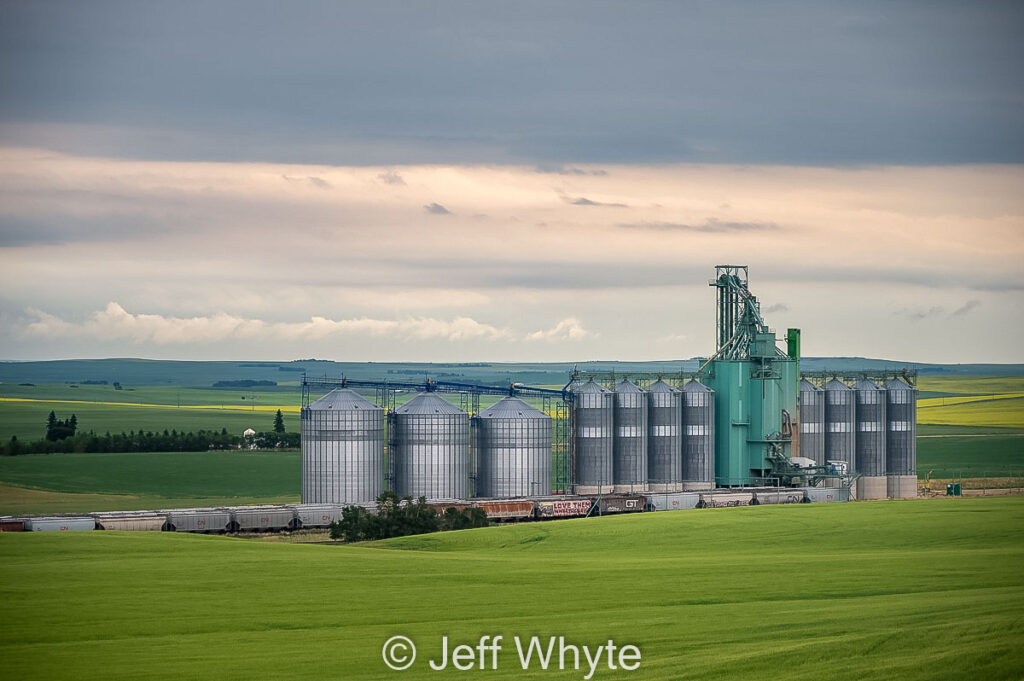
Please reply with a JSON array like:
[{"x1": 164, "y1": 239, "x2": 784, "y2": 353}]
[
  {"x1": 535, "y1": 499, "x2": 593, "y2": 519},
  {"x1": 475, "y1": 500, "x2": 534, "y2": 522}
]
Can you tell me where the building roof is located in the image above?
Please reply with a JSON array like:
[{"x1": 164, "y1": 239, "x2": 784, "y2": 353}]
[
  {"x1": 647, "y1": 379, "x2": 681, "y2": 393},
  {"x1": 308, "y1": 388, "x2": 381, "y2": 411},
  {"x1": 395, "y1": 392, "x2": 466, "y2": 415},
  {"x1": 823, "y1": 378, "x2": 853, "y2": 391},
  {"x1": 477, "y1": 396, "x2": 548, "y2": 419},
  {"x1": 799, "y1": 379, "x2": 823, "y2": 392},
  {"x1": 682, "y1": 379, "x2": 713, "y2": 393},
  {"x1": 615, "y1": 379, "x2": 643, "y2": 393}
]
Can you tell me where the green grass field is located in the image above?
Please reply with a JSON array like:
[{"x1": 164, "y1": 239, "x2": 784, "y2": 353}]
[
  {"x1": 1, "y1": 497, "x2": 1022, "y2": 681},
  {"x1": 0, "y1": 399, "x2": 300, "y2": 442},
  {"x1": 916, "y1": 436, "x2": 1024, "y2": 479},
  {"x1": 0, "y1": 451, "x2": 297, "y2": 497},
  {"x1": 914, "y1": 377, "x2": 1024, "y2": 481}
]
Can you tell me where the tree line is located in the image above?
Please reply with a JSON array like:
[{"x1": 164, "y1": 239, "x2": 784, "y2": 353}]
[
  {"x1": 1, "y1": 409, "x2": 297, "y2": 456},
  {"x1": 329, "y1": 491, "x2": 489, "y2": 542}
]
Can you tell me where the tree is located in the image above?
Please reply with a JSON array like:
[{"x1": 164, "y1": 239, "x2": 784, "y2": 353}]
[
  {"x1": 273, "y1": 409, "x2": 285, "y2": 434},
  {"x1": 46, "y1": 411, "x2": 75, "y2": 441}
]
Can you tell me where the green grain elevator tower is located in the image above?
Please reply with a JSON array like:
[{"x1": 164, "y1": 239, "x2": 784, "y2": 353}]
[{"x1": 699, "y1": 266, "x2": 800, "y2": 486}]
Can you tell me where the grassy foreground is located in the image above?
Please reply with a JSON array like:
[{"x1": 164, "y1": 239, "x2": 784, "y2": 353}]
[
  {"x1": 2, "y1": 497, "x2": 1023, "y2": 681},
  {"x1": 0, "y1": 451, "x2": 300, "y2": 514}
]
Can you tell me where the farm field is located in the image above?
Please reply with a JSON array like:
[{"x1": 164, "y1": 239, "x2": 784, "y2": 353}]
[
  {"x1": 2, "y1": 497, "x2": 1023, "y2": 681},
  {"x1": 0, "y1": 451, "x2": 299, "y2": 515},
  {"x1": 915, "y1": 377, "x2": 1024, "y2": 482},
  {"x1": 0, "y1": 399, "x2": 299, "y2": 443},
  {"x1": 0, "y1": 383, "x2": 511, "y2": 442}
]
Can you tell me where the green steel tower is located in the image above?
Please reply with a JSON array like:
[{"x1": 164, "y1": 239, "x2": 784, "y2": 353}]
[{"x1": 699, "y1": 266, "x2": 800, "y2": 486}]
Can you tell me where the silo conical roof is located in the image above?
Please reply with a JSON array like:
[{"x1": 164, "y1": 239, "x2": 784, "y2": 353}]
[
  {"x1": 478, "y1": 396, "x2": 548, "y2": 419},
  {"x1": 799, "y1": 379, "x2": 822, "y2": 392},
  {"x1": 854, "y1": 379, "x2": 884, "y2": 392},
  {"x1": 615, "y1": 379, "x2": 643, "y2": 393},
  {"x1": 308, "y1": 388, "x2": 381, "y2": 411},
  {"x1": 575, "y1": 379, "x2": 611, "y2": 394},
  {"x1": 682, "y1": 379, "x2": 713, "y2": 393},
  {"x1": 648, "y1": 379, "x2": 681, "y2": 393},
  {"x1": 823, "y1": 378, "x2": 852, "y2": 391},
  {"x1": 395, "y1": 392, "x2": 466, "y2": 415},
  {"x1": 883, "y1": 379, "x2": 914, "y2": 392}
]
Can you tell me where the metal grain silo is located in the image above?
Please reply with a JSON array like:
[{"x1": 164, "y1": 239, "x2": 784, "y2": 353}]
[
  {"x1": 473, "y1": 396, "x2": 551, "y2": 498},
  {"x1": 884, "y1": 379, "x2": 917, "y2": 499},
  {"x1": 572, "y1": 379, "x2": 614, "y2": 495},
  {"x1": 799, "y1": 379, "x2": 825, "y2": 466},
  {"x1": 613, "y1": 379, "x2": 648, "y2": 492},
  {"x1": 682, "y1": 380, "x2": 715, "y2": 490},
  {"x1": 391, "y1": 393, "x2": 469, "y2": 500},
  {"x1": 301, "y1": 389, "x2": 384, "y2": 504},
  {"x1": 647, "y1": 380, "x2": 683, "y2": 492},
  {"x1": 854, "y1": 379, "x2": 887, "y2": 500},
  {"x1": 823, "y1": 379, "x2": 856, "y2": 475}
]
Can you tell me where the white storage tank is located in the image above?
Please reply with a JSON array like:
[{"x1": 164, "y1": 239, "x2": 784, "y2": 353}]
[
  {"x1": 799, "y1": 379, "x2": 825, "y2": 466},
  {"x1": 301, "y1": 389, "x2": 385, "y2": 505},
  {"x1": 571, "y1": 379, "x2": 614, "y2": 495},
  {"x1": 854, "y1": 379, "x2": 887, "y2": 500},
  {"x1": 613, "y1": 379, "x2": 648, "y2": 493},
  {"x1": 647, "y1": 380, "x2": 683, "y2": 492},
  {"x1": 390, "y1": 393, "x2": 469, "y2": 500},
  {"x1": 472, "y1": 396, "x2": 551, "y2": 498},
  {"x1": 681, "y1": 380, "x2": 715, "y2": 491},
  {"x1": 884, "y1": 379, "x2": 917, "y2": 499}
]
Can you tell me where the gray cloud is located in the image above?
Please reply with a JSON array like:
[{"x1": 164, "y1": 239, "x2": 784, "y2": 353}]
[
  {"x1": 533, "y1": 165, "x2": 608, "y2": 176},
  {"x1": 951, "y1": 300, "x2": 981, "y2": 316},
  {"x1": 899, "y1": 300, "x2": 984, "y2": 322},
  {"x1": 903, "y1": 306, "x2": 945, "y2": 321},
  {"x1": 566, "y1": 196, "x2": 628, "y2": 208},
  {"x1": 620, "y1": 218, "x2": 778, "y2": 233},
  {"x1": 1, "y1": 2, "x2": 1020, "y2": 165},
  {"x1": 281, "y1": 174, "x2": 330, "y2": 188},
  {"x1": 378, "y1": 169, "x2": 406, "y2": 185},
  {"x1": 424, "y1": 202, "x2": 452, "y2": 215},
  {"x1": 764, "y1": 303, "x2": 790, "y2": 314}
]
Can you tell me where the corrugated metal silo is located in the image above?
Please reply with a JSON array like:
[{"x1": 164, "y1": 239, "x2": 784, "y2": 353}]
[
  {"x1": 301, "y1": 389, "x2": 384, "y2": 504},
  {"x1": 613, "y1": 379, "x2": 648, "y2": 492},
  {"x1": 884, "y1": 379, "x2": 917, "y2": 499},
  {"x1": 391, "y1": 393, "x2": 469, "y2": 500},
  {"x1": 823, "y1": 379, "x2": 856, "y2": 477},
  {"x1": 473, "y1": 396, "x2": 551, "y2": 498},
  {"x1": 854, "y1": 379, "x2": 887, "y2": 499},
  {"x1": 647, "y1": 380, "x2": 683, "y2": 492},
  {"x1": 682, "y1": 380, "x2": 715, "y2": 490},
  {"x1": 572, "y1": 379, "x2": 614, "y2": 495},
  {"x1": 799, "y1": 379, "x2": 825, "y2": 465}
]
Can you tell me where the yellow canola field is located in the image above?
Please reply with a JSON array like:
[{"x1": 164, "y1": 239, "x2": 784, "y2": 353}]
[
  {"x1": 918, "y1": 396, "x2": 1024, "y2": 428},
  {"x1": 917, "y1": 376, "x2": 1024, "y2": 395},
  {"x1": 917, "y1": 393, "x2": 1024, "y2": 408},
  {"x1": 0, "y1": 397, "x2": 301, "y2": 414}
]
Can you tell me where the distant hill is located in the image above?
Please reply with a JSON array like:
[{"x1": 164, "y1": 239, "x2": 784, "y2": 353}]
[{"x1": 0, "y1": 357, "x2": 1021, "y2": 388}]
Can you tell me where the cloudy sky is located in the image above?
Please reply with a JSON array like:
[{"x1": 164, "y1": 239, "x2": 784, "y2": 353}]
[{"x1": 1, "y1": 1, "x2": 1022, "y2": 363}]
